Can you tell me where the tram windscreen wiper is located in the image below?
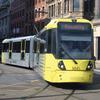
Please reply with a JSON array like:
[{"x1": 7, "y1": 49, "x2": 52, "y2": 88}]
[{"x1": 61, "y1": 45, "x2": 78, "y2": 64}]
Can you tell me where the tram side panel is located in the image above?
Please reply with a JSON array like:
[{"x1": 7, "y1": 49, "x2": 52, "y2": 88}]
[
  {"x1": 33, "y1": 40, "x2": 46, "y2": 76},
  {"x1": 2, "y1": 40, "x2": 30, "y2": 68},
  {"x1": 2, "y1": 43, "x2": 9, "y2": 64}
]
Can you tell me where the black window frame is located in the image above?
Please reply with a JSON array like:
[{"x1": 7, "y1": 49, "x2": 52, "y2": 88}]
[
  {"x1": 2, "y1": 43, "x2": 9, "y2": 52},
  {"x1": 26, "y1": 41, "x2": 30, "y2": 53},
  {"x1": 33, "y1": 40, "x2": 37, "y2": 53},
  {"x1": 21, "y1": 39, "x2": 26, "y2": 60},
  {"x1": 13, "y1": 42, "x2": 21, "y2": 53},
  {"x1": 39, "y1": 29, "x2": 57, "y2": 57}
]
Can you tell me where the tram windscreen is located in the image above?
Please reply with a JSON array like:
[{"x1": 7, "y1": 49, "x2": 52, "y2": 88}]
[{"x1": 57, "y1": 22, "x2": 93, "y2": 59}]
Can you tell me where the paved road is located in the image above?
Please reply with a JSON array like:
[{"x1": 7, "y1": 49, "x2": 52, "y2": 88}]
[{"x1": 0, "y1": 64, "x2": 100, "y2": 100}]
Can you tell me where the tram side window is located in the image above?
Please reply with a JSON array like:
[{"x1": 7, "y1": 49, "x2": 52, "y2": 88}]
[
  {"x1": 47, "y1": 30, "x2": 52, "y2": 53},
  {"x1": 9, "y1": 41, "x2": 12, "y2": 51},
  {"x1": 39, "y1": 29, "x2": 52, "y2": 53},
  {"x1": 36, "y1": 41, "x2": 40, "y2": 53},
  {"x1": 33, "y1": 41, "x2": 37, "y2": 53},
  {"x1": 22, "y1": 40, "x2": 25, "y2": 50},
  {"x1": 26, "y1": 41, "x2": 30, "y2": 53},
  {"x1": 21, "y1": 40, "x2": 26, "y2": 60},
  {"x1": 2, "y1": 43, "x2": 9, "y2": 52},
  {"x1": 40, "y1": 43, "x2": 45, "y2": 53},
  {"x1": 13, "y1": 42, "x2": 21, "y2": 53},
  {"x1": 52, "y1": 29, "x2": 56, "y2": 56}
]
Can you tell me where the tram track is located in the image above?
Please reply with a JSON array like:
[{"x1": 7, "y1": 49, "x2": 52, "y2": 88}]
[
  {"x1": 0, "y1": 64, "x2": 100, "y2": 100},
  {"x1": 0, "y1": 83, "x2": 100, "y2": 100},
  {"x1": 64, "y1": 90, "x2": 75, "y2": 100},
  {"x1": 29, "y1": 83, "x2": 50, "y2": 97},
  {"x1": 0, "y1": 83, "x2": 50, "y2": 100}
]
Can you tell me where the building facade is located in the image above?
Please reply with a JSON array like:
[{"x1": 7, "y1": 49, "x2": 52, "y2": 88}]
[
  {"x1": 93, "y1": 0, "x2": 100, "y2": 63},
  {"x1": 46, "y1": 0, "x2": 94, "y2": 20},
  {"x1": 0, "y1": 0, "x2": 10, "y2": 39},
  {"x1": 24, "y1": 0, "x2": 34, "y2": 36},
  {"x1": 10, "y1": 0, "x2": 35, "y2": 37},
  {"x1": 10, "y1": 0, "x2": 26, "y2": 37},
  {"x1": 35, "y1": 0, "x2": 48, "y2": 31},
  {"x1": 46, "y1": 0, "x2": 83, "y2": 18}
]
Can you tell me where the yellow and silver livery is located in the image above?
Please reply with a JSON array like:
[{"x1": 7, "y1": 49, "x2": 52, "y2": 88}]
[
  {"x1": 34, "y1": 18, "x2": 95, "y2": 83},
  {"x1": 2, "y1": 36, "x2": 37, "y2": 68}
]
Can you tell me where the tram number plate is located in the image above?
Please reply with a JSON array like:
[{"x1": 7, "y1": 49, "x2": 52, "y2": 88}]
[{"x1": 72, "y1": 67, "x2": 80, "y2": 70}]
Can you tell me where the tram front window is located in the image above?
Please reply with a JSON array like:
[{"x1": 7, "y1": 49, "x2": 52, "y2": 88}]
[
  {"x1": 57, "y1": 22, "x2": 93, "y2": 59},
  {"x1": 60, "y1": 40, "x2": 92, "y2": 59}
]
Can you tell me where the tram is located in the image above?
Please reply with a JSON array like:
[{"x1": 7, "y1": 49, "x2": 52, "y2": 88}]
[
  {"x1": 1, "y1": 36, "x2": 38, "y2": 68},
  {"x1": 34, "y1": 18, "x2": 95, "y2": 83}
]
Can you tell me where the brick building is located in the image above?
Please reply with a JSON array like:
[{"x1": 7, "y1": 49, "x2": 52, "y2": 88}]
[
  {"x1": 0, "y1": 0, "x2": 10, "y2": 38},
  {"x1": 10, "y1": 0, "x2": 26, "y2": 37},
  {"x1": 10, "y1": 0, "x2": 35, "y2": 37},
  {"x1": 46, "y1": 0, "x2": 95, "y2": 20},
  {"x1": 35, "y1": 0, "x2": 48, "y2": 31},
  {"x1": 25, "y1": 0, "x2": 34, "y2": 35}
]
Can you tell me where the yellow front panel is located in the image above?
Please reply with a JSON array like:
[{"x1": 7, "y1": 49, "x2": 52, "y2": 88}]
[
  {"x1": 52, "y1": 71, "x2": 93, "y2": 83},
  {"x1": 1, "y1": 52, "x2": 6, "y2": 64},
  {"x1": 43, "y1": 54, "x2": 94, "y2": 83},
  {"x1": 45, "y1": 18, "x2": 93, "y2": 30},
  {"x1": 44, "y1": 70, "x2": 93, "y2": 83}
]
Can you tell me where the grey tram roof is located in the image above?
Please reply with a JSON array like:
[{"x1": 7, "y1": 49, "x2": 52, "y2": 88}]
[{"x1": 2, "y1": 36, "x2": 36, "y2": 43}]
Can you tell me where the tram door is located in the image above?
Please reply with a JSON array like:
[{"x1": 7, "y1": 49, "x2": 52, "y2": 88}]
[
  {"x1": 33, "y1": 40, "x2": 40, "y2": 67},
  {"x1": 98, "y1": 37, "x2": 100, "y2": 60},
  {"x1": 21, "y1": 40, "x2": 26, "y2": 60},
  {"x1": 9, "y1": 41, "x2": 12, "y2": 59}
]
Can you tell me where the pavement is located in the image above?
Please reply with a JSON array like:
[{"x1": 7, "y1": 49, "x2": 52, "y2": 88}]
[{"x1": 0, "y1": 70, "x2": 2, "y2": 74}]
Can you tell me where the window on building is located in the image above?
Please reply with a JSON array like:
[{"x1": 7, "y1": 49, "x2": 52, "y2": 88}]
[
  {"x1": 5, "y1": 17, "x2": 7, "y2": 25},
  {"x1": 83, "y1": 0, "x2": 95, "y2": 20},
  {"x1": 29, "y1": 12, "x2": 31, "y2": 19},
  {"x1": 2, "y1": 19, "x2": 4, "y2": 26},
  {"x1": 58, "y1": 2, "x2": 61, "y2": 16},
  {"x1": 73, "y1": 0, "x2": 80, "y2": 11},
  {"x1": 64, "y1": 0, "x2": 69, "y2": 14},
  {"x1": 53, "y1": 4, "x2": 55, "y2": 17},
  {"x1": 38, "y1": 8, "x2": 41, "y2": 17},
  {"x1": 48, "y1": 6, "x2": 51, "y2": 17},
  {"x1": 42, "y1": 7, "x2": 45, "y2": 16},
  {"x1": 51, "y1": 5, "x2": 53, "y2": 17},
  {"x1": 0, "y1": 21, "x2": 1, "y2": 27},
  {"x1": 64, "y1": 0, "x2": 67, "y2": 14},
  {"x1": 22, "y1": 9, "x2": 25, "y2": 16},
  {"x1": 35, "y1": 0, "x2": 37, "y2": 4}
]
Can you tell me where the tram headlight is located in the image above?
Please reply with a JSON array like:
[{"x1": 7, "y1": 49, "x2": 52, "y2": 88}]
[
  {"x1": 58, "y1": 61, "x2": 66, "y2": 70},
  {"x1": 86, "y1": 61, "x2": 93, "y2": 70}
]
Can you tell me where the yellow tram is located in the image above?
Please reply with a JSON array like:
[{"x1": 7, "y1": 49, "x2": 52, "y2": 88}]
[{"x1": 34, "y1": 18, "x2": 95, "y2": 83}]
